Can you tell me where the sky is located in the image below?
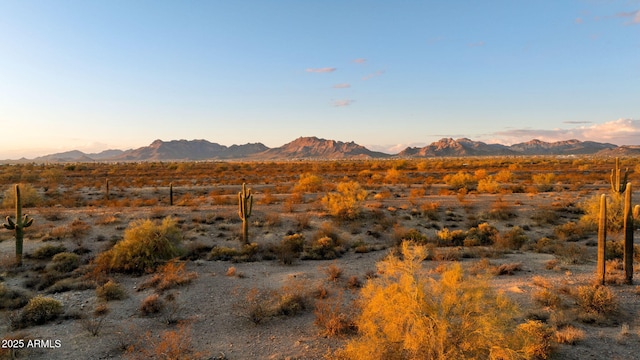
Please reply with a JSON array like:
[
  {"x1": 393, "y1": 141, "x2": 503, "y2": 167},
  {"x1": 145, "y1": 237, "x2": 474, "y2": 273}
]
[{"x1": 0, "y1": 1, "x2": 639, "y2": 159}]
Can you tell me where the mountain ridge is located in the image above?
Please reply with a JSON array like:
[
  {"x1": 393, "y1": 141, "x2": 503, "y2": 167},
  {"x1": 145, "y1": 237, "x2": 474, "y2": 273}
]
[{"x1": 13, "y1": 137, "x2": 625, "y2": 163}]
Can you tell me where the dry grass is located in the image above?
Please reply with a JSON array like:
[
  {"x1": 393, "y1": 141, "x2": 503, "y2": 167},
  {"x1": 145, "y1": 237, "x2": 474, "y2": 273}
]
[{"x1": 138, "y1": 260, "x2": 198, "y2": 292}]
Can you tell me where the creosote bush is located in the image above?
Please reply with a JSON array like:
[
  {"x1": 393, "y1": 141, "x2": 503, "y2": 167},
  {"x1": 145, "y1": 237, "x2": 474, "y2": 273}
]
[
  {"x1": 46, "y1": 252, "x2": 80, "y2": 273},
  {"x1": 336, "y1": 242, "x2": 552, "y2": 360},
  {"x1": 12, "y1": 295, "x2": 63, "y2": 329},
  {"x1": 322, "y1": 181, "x2": 367, "y2": 220},
  {"x1": 93, "y1": 217, "x2": 183, "y2": 274},
  {"x1": 0, "y1": 283, "x2": 32, "y2": 310},
  {"x1": 96, "y1": 280, "x2": 128, "y2": 301}
]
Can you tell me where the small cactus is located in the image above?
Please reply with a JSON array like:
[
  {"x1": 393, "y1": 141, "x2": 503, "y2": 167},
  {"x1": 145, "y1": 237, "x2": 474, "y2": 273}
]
[
  {"x1": 597, "y1": 194, "x2": 606, "y2": 285},
  {"x1": 238, "y1": 183, "x2": 253, "y2": 244},
  {"x1": 3, "y1": 184, "x2": 34, "y2": 266}
]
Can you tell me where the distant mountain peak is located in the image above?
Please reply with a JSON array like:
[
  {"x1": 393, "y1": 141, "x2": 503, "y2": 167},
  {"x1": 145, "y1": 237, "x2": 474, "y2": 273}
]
[{"x1": 13, "y1": 136, "x2": 624, "y2": 163}]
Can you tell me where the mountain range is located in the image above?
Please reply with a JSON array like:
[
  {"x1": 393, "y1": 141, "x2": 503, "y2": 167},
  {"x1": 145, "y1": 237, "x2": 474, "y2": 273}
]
[{"x1": 10, "y1": 136, "x2": 637, "y2": 163}]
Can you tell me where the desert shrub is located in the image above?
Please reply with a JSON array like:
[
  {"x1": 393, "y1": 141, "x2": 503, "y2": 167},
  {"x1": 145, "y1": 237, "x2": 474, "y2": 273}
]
[
  {"x1": 46, "y1": 252, "x2": 80, "y2": 273},
  {"x1": 493, "y1": 262, "x2": 523, "y2": 276},
  {"x1": 45, "y1": 277, "x2": 96, "y2": 293},
  {"x1": 436, "y1": 227, "x2": 467, "y2": 246},
  {"x1": 277, "y1": 233, "x2": 305, "y2": 264},
  {"x1": 532, "y1": 209, "x2": 559, "y2": 226},
  {"x1": 393, "y1": 226, "x2": 428, "y2": 245},
  {"x1": 82, "y1": 303, "x2": 109, "y2": 336},
  {"x1": 580, "y1": 193, "x2": 625, "y2": 232},
  {"x1": 96, "y1": 280, "x2": 128, "y2": 301},
  {"x1": 533, "y1": 288, "x2": 563, "y2": 308},
  {"x1": 138, "y1": 260, "x2": 197, "y2": 292},
  {"x1": 337, "y1": 242, "x2": 551, "y2": 360},
  {"x1": 576, "y1": 284, "x2": 618, "y2": 316},
  {"x1": 532, "y1": 173, "x2": 556, "y2": 192},
  {"x1": 555, "y1": 325, "x2": 585, "y2": 345},
  {"x1": 443, "y1": 171, "x2": 476, "y2": 191},
  {"x1": 293, "y1": 173, "x2": 323, "y2": 193},
  {"x1": 139, "y1": 294, "x2": 164, "y2": 316},
  {"x1": 323, "y1": 263, "x2": 343, "y2": 282},
  {"x1": 511, "y1": 320, "x2": 555, "y2": 359},
  {"x1": 420, "y1": 201, "x2": 440, "y2": 220},
  {"x1": 31, "y1": 244, "x2": 68, "y2": 260},
  {"x1": 494, "y1": 169, "x2": 514, "y2": 183},
  {"x1": 477, "y1": 176, "x2": 501, "y2": 193},
  {"x1": 93, "y1": 217, "x2": 183, "y2": 274},
  {"x1": 13, "y1": 295, "x2": 63, "y2": 329},
  {"x1": 2, "y1": 183, "x2": 41, "y2": 208},
  {"x1": 495, "y1": 226, "x2": 528, "y2": 250},
  {"x1": 314, "y1": 292, "x2": 356, "y2": 337},
  {"x1": 322, "y1": 181, "x2": 367, "y2": 220},
  {"x1": 238, "y1": 282, "x2": 309, "y2": 324},
  {"x1": 486, "y1": 198, "x2": 516, "y2": 220},
  {"x1": 126, "y1": 322, "x2": 203, "y2": 360},
  {"x1": 464, "y1": 222, "x2": 498, "y2": 246},
  {"x1": 553, "y1": 221, "x2": 585, "y2": 242},
  {"x1": 0, "y1": 283, "x2": 32, "y2": 310}
]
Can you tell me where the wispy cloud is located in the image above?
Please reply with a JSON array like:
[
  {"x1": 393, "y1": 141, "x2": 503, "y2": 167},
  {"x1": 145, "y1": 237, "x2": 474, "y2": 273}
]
[
  {"x1": 563, "y1": 120, "x2": 591, "y2": 124},
  {"x1": 333, "y1": 83, "x2": 351, "y2": 89},
  {"x1": 615, "y1": 10, "x2": 640, "y2": 25},
  {"x1": 353, "y1": 58, "x2": 366, "y2": 64},
  {"x1": 362, "y1": 70, "x2": 385, "y2": 81},
  {"x1": 487, "y1": 119, "x2": 640, "y2": 145},
  {"x1": 306, "y1": 67, "x2": 337, "y2": 73},
  {"x1": 333, "y1": 99, "x2": 355, "y2": 107}
]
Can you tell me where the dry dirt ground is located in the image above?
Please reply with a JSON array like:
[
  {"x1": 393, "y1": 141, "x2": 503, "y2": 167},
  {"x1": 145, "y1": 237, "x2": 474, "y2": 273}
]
[{"x1": 1, "y1": 188, "x2": 640, "y2": 360}]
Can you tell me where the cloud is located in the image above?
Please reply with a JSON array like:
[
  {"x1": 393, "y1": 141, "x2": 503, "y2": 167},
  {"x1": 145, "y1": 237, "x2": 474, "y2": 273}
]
[
  {"x1": 487, "y1": 119, "x2": 640, "y2": 145},
  {"x1": 575, "y1": 17, "x2": 583, "y2": 24},
  {"x1": 333, "y1": 83, "x2": 351, "y2": 89},
  {"x1": 615, "y1": 10, "x2": 640, "y2": 25},
  {"x1": 306, "y1": 67, "x2": 337, "y2": 73},
  {"x1": 468, "y1": 41, "x2": 485, "y2": 47},
  {"x1": 362, "y1": 70, "x2": 385, "y2": 81},
  {"x1": 563, "y1": 120, "x2": 591, "y2": 124},
  {"x1": 367, "y1": 143, "x2": 427, "y2": 154},
  {"x1": 333, "y1": 99, "x2": 355, "y2": 107},
  {"x1": 353, "y1": 58, "x2": 366, "y2": 64}
]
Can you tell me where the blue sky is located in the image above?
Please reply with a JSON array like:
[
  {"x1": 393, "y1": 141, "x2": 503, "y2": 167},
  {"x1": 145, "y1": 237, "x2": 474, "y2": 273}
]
[{"x1": 1, "y1": 1, "x2": 638, "y2": 159}]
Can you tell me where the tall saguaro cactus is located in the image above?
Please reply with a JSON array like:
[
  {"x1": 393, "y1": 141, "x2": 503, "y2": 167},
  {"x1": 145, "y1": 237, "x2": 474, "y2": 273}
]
[
  {"x1": 3, "y1": 184, "x2": 34, "y2": 266},
  {"x1": 598, "y1": 194, "x2": 607, "y2": 285},
  {"x1": 238, "y1": 183, "x2": 253, "y2": 244},
  {"x1": 169, "y1": 182, "x2": 174, "y2": 206},
  {"x1": 623, "y1": 182, "x2": 634, "y2": 284},
  {"x1": 611, "y1": 157, "x2": 629, "y2": 194}
]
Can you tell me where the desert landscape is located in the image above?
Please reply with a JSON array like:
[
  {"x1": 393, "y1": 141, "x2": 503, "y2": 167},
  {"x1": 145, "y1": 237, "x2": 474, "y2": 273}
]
[{"x1": 1, "y1": 154, "x2": 639, "y2": 360}]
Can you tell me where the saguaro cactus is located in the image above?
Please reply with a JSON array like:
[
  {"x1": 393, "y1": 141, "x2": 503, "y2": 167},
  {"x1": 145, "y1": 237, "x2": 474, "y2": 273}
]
[
  {"x1": 598, "y1": 194, "x2": 607, "y2": 285},
  {"x1": 610, "y1": 157, "x2": 629, "y2": 194},
  {"x1": 169, "y1": 182, "x2": 174, "y2": 206},
  {"x1": 3, "y1": 184, "x2": 34, "y2": 266},
  {"x1": 623, "y1": 182, "x2": 634, "y2": 284},
  {"x1": 238, "y1": 183, "x2": 253, "y2": 244}
]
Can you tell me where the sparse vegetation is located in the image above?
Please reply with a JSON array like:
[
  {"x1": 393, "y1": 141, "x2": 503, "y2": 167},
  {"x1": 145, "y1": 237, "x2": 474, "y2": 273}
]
[
  {"x1": 93, "y1": 216, "x2": 183, "y2": 274},
  {"x1": 0, "y1": 157, "x2": 636, "y2": 359}
]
